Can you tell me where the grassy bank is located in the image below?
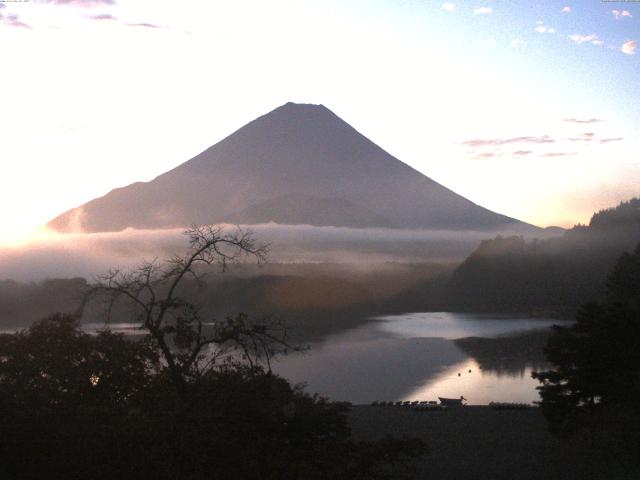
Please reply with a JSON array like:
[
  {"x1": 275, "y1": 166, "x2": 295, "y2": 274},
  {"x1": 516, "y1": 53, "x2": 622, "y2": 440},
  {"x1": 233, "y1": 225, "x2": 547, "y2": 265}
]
[{"x1": 349, "y1": 405, "x2": 609, "y2": 480}]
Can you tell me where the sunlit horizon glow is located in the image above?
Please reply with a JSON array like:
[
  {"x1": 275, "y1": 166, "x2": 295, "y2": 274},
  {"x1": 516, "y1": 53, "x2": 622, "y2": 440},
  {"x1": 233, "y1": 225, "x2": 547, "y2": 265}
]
[
  {"x1": 0, "y1": 226, "x2": 71, "y2": 249},
  {"x1": 1, "y1": 0, "x2": 638, "y2": 244}
]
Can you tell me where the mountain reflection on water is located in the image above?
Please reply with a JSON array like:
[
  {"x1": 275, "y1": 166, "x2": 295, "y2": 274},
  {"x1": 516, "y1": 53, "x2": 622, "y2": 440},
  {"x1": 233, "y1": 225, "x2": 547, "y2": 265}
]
[{"x1": 272, "y1": 312, "x2": 571, "y2": 405}]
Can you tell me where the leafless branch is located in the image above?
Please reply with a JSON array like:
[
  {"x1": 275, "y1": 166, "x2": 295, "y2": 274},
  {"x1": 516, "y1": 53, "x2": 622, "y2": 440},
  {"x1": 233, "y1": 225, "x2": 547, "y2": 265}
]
[{"x1": 83, "y1": 225, "x2": 286, "y2": 399}]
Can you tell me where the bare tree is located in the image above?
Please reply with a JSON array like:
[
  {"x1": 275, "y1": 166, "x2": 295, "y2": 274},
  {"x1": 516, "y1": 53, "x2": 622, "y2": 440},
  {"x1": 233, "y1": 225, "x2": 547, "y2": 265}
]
[{"x1": 87, "y1": 225, "x2": 294, "y2": 398}]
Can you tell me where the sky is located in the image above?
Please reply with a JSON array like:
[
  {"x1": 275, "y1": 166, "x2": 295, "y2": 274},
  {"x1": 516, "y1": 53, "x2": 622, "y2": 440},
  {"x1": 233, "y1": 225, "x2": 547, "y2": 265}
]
[{"x1": 0, "y1": 0, "x2": 638, "y2": 245}]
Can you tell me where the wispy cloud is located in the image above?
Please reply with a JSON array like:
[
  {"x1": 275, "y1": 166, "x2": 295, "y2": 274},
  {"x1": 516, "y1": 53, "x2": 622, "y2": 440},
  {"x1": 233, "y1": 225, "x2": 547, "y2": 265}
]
[
  {"x1": 569, "y1": 134, "x2": 594, "y2": 142},
  {"x1": 474, "y1": 7, "x2": 492, "y2": 15},
  {"x1": 513, "y1": 150, "x2": 533, "y2": 156},
  {"x1": 535, "y1": 24, "x2": 555, "y2": 34},
  {"x1": 622, "y1": 40, "x2": 637, "y2": 55},
  {"x1": 561, "y1": 6, "x2": 571, "y2": 13},
  {"x1": 86, "y1": 13, "x2": 162, "y2": 29},
  {"x1": 563, "y1": 118, "x2": 602, "y2": 124},
  {"x1": 126, "y1": 22, "x2": 162, "y2": 29},
  {"x1": 462, "y1": 135, "x2": 555, "y2": 147},
  {"x1": 566, "y1": 132, "x2": 623, "y2": 144},
  {"x1": 511, "y1": 38, "x2": 524, "y2": 48},
  {"x1": 40, "y1": 0, "x2": 116, "y2": 6},
  {"x1": 612, "y1": 10, "x2": 632, "y2": 20},
  {"x1": 89, "y1": 14, "x2": 117, "y2": 21},
  {"x1": 441, "y1": 3, "x2": 455, "y2": 12},
  {"x1": 0, "y1": 11, "x2": 31, "y2": 29},
  {"x1": 568, "y1": 34, "x2": 601, "y2": 45},
  {"x1": 542, "y1": 152, "x2": 577, "y2": 157},
  {"x1": 474, "y1": 152, "x2": 499, "y2": 159}
]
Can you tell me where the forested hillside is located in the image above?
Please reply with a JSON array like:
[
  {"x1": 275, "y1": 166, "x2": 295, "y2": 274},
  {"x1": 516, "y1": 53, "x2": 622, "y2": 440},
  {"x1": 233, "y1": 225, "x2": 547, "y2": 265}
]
[{"x1": 433, "y1": 198, "x2": 640, "y2": 316}]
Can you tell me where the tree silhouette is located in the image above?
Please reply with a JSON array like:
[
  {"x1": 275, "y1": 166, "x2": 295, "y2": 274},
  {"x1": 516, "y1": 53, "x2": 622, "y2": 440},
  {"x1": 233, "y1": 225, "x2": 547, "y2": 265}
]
[
  {"x1": 88, "y1": 225, "x2": 295, "y2": 399},
  {"x1": 0, "y1": 313, "x2": 161, "y2": 479},
  {"x1": 533, "y1": 243, "x2": 640, "y2": 468}
]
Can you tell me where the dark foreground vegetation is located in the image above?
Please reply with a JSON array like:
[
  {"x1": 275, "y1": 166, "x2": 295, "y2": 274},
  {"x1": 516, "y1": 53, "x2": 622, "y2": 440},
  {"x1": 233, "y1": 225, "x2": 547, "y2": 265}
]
[
  {"x1": 0, "y1": 315, "x2": 426, "y2": 480},
  {"x1": 533, "y1": 242, "x2": 640, "y2": 476}
]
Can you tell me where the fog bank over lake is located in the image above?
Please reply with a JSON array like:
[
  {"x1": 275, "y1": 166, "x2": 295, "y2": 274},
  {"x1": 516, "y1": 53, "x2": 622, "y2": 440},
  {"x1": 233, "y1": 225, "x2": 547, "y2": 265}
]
[
  {"x1": 0, "y1": 223, "x2": 560, "y2": 281},
  {"x1": 374, "y1": 312, "x2": 563, "y2": 340}
]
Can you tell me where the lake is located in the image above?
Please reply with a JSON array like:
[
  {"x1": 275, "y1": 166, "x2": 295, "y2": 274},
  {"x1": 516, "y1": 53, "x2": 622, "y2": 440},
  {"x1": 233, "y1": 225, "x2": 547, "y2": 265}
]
[{"x1": 272, "y1": 312, "x2": 571, "y2": 405}]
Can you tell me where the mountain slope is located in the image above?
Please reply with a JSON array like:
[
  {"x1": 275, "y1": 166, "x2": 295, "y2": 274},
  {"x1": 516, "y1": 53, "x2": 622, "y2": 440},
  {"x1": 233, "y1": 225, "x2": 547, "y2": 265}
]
[
  {"x1": 48, "y1": 102, "x2": 537, "y2": 233},
  {"x1": 224, "y1": 193, "x2": 393, "y2": 228}
]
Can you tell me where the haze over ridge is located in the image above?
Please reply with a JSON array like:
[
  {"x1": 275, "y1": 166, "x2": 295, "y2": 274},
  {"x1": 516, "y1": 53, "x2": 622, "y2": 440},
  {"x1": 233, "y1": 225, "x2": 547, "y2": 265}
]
[{"x1": 48, "y1": 102, "x2": 538, "y2": 233}]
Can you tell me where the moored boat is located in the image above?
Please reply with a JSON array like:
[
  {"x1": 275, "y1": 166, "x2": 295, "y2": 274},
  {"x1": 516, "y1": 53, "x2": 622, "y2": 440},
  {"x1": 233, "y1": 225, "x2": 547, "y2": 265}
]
[{"x1": 438, "y1": 396, "x2": 467, "y2": 407}]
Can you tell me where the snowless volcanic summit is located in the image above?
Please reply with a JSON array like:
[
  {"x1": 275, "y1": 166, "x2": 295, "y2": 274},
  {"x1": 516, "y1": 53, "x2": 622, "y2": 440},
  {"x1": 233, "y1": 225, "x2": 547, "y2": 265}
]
[{"x1": 49, "y1": 102, "x2": 534, "y2": 233}]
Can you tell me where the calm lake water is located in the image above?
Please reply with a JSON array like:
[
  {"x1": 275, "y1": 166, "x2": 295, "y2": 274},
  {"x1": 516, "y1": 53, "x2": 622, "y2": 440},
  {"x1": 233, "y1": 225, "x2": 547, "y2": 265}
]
[
  {"x1": 36, "y1": 312, "x2": 570, "y2": 406},
  {"x1": 272, "y1": 312, "x2": 571, "y2": 405}
]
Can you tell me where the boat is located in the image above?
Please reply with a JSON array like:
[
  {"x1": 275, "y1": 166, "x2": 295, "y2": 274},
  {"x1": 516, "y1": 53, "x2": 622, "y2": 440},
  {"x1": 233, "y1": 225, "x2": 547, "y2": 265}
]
[{"x1": 438, "y1": 396, "x2": 467, "y2": 407}]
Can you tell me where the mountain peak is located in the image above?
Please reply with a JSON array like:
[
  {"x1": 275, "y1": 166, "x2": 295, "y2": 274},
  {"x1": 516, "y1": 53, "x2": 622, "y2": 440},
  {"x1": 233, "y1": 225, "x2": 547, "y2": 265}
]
[
  {"x1": 281, "y1": 101, "x2": 327, "y2": 110},
  {"x1": 265, "y1": 102, "x2": 334, "y2": 121},
  {"x1": 48, "y1": 103, "x2": 534, "y2": 233}
]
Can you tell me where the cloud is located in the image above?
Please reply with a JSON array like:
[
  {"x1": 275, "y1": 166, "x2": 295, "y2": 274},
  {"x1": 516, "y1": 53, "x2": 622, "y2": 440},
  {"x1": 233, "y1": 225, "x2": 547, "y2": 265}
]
[
  {"x1": 561, "y1": 6, "x2": 571, "y2": 13},
  {"x1": 513, "y1": 150, "x2": 533, "y2": 156},
  {"x1": 563, "y1": 118, "x2": 602, "y2": 124},
  {"x1": 511, "y1": 38, "x2": 524, "y2": 48},
  {"x1": 0, "y1": 12, "x2": 31, "y2": 29},
  {"x1": 568, "y1": 132, "x2": 596, "y2": 142},
  {"x1": 40, "y1": 0, "x2": 116, "y2": 6},
  {"x1": 462, "y1": 135, "x2": 555, "y2": 147},
  {"x1": 622, "y1": 40, "x2": 637, "y2": 55},
  {"x1": 89, "y1": 14, "x2": 117, "y2": 21},
  {"x1": 542, "y1": 152, "x2": 577, "y2": 157},
  {"x1": 84, "y1": 13, "x2": 162, "y2": 29},
  {"x1": 39, "y1": 0, "x2": 162, "y2": 32},
  {"x1": 612, "y1": 10, "x2": 632, "y2": 20},
  {"x1": 567, "y1": 133, "x2": 624, "y2": 144},
  {"x1": 474, "y1": 152, "x2": 499, "y2": 159},
  {"x1": 442, "y1": 3, "x2": 455, "y2": 12},
  {"x1": 474, "y1": 7, "x2": 492, "y2": 15},
  {"x1": 535, "y1": 25, "x2": 555, "y2": 34},
  {"x1": 568, "y1": 34, "x2": 600, "y2": 45},
  {"x1": 126, "y1": 22, "x2": 162, "y2": 29},
  {"x1": 6, "y1": 20, "x2": 31, "y2": 29}
]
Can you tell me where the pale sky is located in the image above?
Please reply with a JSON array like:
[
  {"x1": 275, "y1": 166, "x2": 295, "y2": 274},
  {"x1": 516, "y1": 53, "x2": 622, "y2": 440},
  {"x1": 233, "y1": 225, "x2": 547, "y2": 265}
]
[{"x1": 1, "y1": 0, "x2": 638, "y2": 245}]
